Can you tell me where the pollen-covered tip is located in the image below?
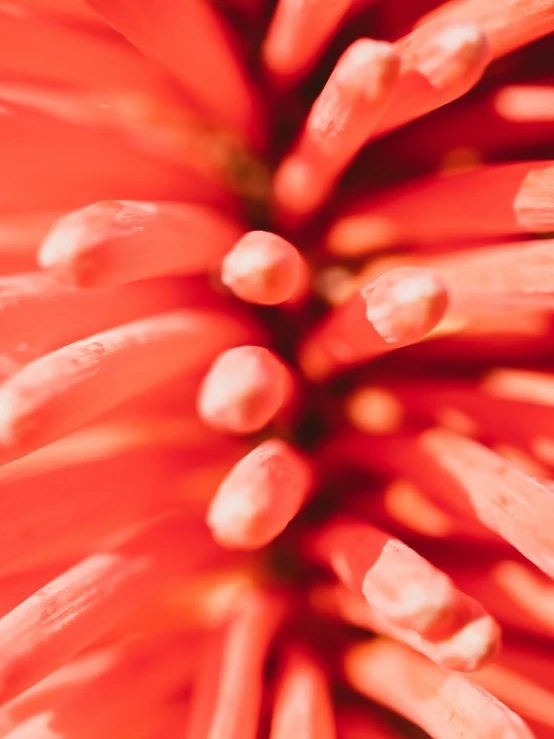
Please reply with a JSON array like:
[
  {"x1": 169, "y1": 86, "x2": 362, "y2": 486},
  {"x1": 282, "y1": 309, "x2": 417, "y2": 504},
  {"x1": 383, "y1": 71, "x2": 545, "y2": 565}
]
[
  {"x1": 362, "y1": 267, "x2": 448, "y2": 344},
  {"x1": 221, "y1": 231, "x2": 307, "y2": 305},
  {"x1": 197, "y1": 346, "x2": 292, "y2": 434},
  {"x1": 207, "y1": 438, "x2": 312, "y2": 549},
  {"x1": 360, "y1": 540, "x2": 456, "y2": 636},
  {"x1": 38, "y1": 200, "x2": 148, "y2": 285}
]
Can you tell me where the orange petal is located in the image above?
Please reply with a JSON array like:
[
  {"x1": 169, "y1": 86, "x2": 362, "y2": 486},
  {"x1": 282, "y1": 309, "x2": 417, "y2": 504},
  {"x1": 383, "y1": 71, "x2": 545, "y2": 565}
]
[
  {"x1": 0, "y1": 515, "x2": 215, "y2": 702},
  {"x1": 186, "y1": 591, "x2": 286, "y2": 739},
  {"x1": 346, "y1": 639, "x2": 535, "y2": 739},
  {"x1": 87, "y1": 0, "x2": 261, "y2": 140},
  {"x1": 269, "y1": 647, "x2": 336, "y2": 739},
  {"x1": 0, "y1": 308, "x2": 252, "y2": 460},
  {"x1": 39, "y1": 201, "x2": 243, "y2": 288}
]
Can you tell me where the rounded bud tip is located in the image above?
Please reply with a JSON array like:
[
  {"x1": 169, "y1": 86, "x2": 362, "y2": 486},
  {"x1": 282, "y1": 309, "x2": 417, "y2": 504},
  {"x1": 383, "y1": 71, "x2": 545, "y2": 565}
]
[
  {"x1": 197, "y1": 346, "x2": 291, "y2": 435},
  {"x1": 221, "y1": 231, "x2": 305, "y2": 305},
  {"x1": 361, "y1": 267, "x2": 449, "y2": 344}
]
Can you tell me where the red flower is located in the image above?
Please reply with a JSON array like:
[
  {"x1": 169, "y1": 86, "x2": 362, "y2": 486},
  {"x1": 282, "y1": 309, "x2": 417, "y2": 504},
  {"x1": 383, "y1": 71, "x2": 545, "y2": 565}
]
[{"x1": 1, "y1": 0, "x2": 554, "y2": 737}]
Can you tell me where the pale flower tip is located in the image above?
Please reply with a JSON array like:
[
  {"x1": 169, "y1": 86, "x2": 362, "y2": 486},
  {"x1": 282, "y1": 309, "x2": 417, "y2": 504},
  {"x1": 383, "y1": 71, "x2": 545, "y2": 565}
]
[
  {"x1": 439, "y1": 616, "x2": 502, "y2": 672},
  {"x1": 221, "y1": 231, "x2": 304, "y2": 305},
  {"x1": 333, "y1": 38, "x2": 401, "y2": 96},
  {"x1": 262, "y1": 0, "x2": 355, "y2": 81},
  {"x1": 347, "y1": 386, "x2": 404, "y2": 435},
  {"x1": 0, "y1": 391, "x2": 33, "y2": 451},
  {"x1": 415, "y1": 23, "x2": 491, "y2": 91},
  {"x1": 362, "y1": 569, "x2": 454, "y2": 636},
  {"x1": 38, "y1": 200, "x2": 132, "y2": 287},
  {"x1": 298, "y1": 341, "x2": 332, "y2": 383},
  {"x1": 207, "y1": 438, "x2": 312, "y2": 550},
  {"x1": 206, "y1": 491, "x2": 261, "y2": 550},
  {"x1": 280, "y1": 37, "x2": 400, "y2": 221},
  {"x1": 272, "y1": 156, "x2": 323, "y2": 216},
  {"x1": 261, "y1": 36, "x2": 293, "y2": 79},
  {"x1": 343, "y1": 639, "x2": 373, "y2": 683},
  {"x1": 197, "y1": 346, "x2": 290, "y2": 435},
  {"x1": 326, "y1": 214, "x2": 399, "y2": 256},
  {"x1": 261, "y1": 10, "x2": 311, "y2": 79},
  {"x1": 361, "y1": 267, "x2": 448, "y2": 345}
]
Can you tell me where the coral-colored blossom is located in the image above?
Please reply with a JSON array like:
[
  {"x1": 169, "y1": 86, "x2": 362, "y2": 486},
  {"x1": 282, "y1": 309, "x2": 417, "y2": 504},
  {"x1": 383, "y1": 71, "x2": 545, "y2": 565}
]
[{"x1": 3, "y1": 0, "x2": 554, "y2": 737}]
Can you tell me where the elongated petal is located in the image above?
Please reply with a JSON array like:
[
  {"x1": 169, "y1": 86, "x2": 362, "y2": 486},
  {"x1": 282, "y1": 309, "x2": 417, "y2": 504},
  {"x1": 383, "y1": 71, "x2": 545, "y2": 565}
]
[
  {"x1": 421, "y1": 429, "x2": 554, "y2": 577},
  {"x1": 17, "y1": 0, "x2": 100, "y2": 22},
  {"x1": 0, "y1": 9, "x2": 168, "y2": 94},
  {"x1": 3, "y1": 636, "x2": 198, "y2": 739},
  {"x1": 263, "y1": 0, "x2": 354, "y2": 78},
  {"x1": 269, "y1": 648, "x2": 336, "y2": 739},
  {"x1": 0, "y1": 515, "x2": 215, "y2": 702},
  {"x1": 336, "y1": 707, "x2": 403, "y2": 739},
  {"x1": 416, "y1": 0, "x2": 554, "y2": 60},
  {"x1": 0, "y1": 100, "x2": 228, "y2": 214},
  {"x1": 328, "y1": 161, "x2": 554, "y2": 252},
  {"x1": 39, "y1": 200, "x2": 243, "y2": 288},
  {"x1": 349, "y1": 375, "x2": 554, "y2": 464},
  {"x1": 87, "y1": 0, "x2": 260, "y2": 140},
  {"x1": 373, "y1": 22, "x2": 491, "y2": 139},
  {"x1": 321, "y1": 583, "x2": 499, "y2": 672},
  {"x1": 0, "y1": 649, "x2": 118, "y2": 733},
  {"x1": 346, "y1": 639, "x2": 535, "y2": 739},
  {"x1": 0, "y1": 445, "x2": 204, "y2": 575},
  {"x1": 426, "y1": 239, "x2": 554, "y2": 310},
  {"x1": 0, "y1": 309, "x2": 252, "y2": 460},
  {"x1": 0, "y1": 273, "x2": 212, "y2": 365},
  {"x1": 473, "y1": 644, "x2": 554, "y2": 731},
  {"x1": 454, "y1": 559, "x2": 554, "y2": 642},
  {"x1": 186, "y1": 591, "x2": 285, "y2": 739},
  {"x1": 311, "y1": 518, "x2": 498, "y2": 656}
]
